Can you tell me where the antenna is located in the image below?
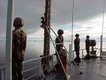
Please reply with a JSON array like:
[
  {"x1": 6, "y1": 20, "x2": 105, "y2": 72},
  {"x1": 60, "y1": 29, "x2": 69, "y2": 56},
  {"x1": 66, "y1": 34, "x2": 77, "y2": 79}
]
[
  {"x1": 40, "y1": 0, "x2": 51, "y2": 74},
  {"x1": 71, "y1": 0, "x2": 74, "y2": 46},
  {"x1": 69, "y1": 0, "x2": 75, "y2": 63},
  {"x1": 100, "y1": 0, "x2": 105, "y2": 55}
]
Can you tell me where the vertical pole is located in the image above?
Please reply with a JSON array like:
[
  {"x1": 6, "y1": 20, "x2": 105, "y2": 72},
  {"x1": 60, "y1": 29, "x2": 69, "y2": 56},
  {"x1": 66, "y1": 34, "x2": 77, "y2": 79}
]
[
  {"x1": 69, "y1": 44, "x2": 73, "y2": 62},
  {"x1": 71, "y1": 0, "x2": 74, "y2": 46},
  {"x1": 5, "y1": 0, "x2": 14, "y2": 80},
  {"x1": 43, "y1": 0, "x2": 51, "y2": 73},
  {"x1": 44, "y1": 0, "x2": 51, "y2": 56},
  {"x1": 100, "y1": 35, "x2": 103, "y2": 58},
  {"x1": 100, "y1": 0, "x2": 105, "y2": 56},
  {"x1": 102, "y1": 0, "x2": 105, "y2": 37},
  {"x1": 69, "y1": 0, "x2": 74, "y2": 63}
]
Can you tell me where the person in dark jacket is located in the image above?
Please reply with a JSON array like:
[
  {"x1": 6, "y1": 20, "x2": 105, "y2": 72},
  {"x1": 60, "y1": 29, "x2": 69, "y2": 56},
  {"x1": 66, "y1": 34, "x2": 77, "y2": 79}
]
[
  {"x1": 12, "y1": 17, "x2": 27, "y2": 80},
  {"x1": 85, "y1": 35, "x2": 90, "y2": 59},
  {"x1": 74, "y1": 34, "x2": 81, "y2": 63}
]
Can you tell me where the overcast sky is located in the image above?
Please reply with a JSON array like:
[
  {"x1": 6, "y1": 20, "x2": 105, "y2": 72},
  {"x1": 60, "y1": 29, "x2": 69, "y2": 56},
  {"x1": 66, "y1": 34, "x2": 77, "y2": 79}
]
[{"x1": 0, "y1": 0, "x2": 106, "y2": 40}]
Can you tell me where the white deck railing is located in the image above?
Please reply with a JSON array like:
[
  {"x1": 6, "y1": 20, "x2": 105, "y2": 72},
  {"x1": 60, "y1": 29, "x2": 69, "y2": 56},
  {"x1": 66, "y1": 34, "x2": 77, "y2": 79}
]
[
  {"x1": 23, "y1": 54, "x2": 54, "y2": 80},
  {"x1": 0, "y1": 48, "x2": 105, "y2": 80}
]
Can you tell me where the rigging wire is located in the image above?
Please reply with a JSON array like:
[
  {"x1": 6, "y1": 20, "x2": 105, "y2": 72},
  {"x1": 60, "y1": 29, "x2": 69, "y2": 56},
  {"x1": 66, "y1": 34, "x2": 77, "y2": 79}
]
[{"x1": 45, "y1": 25, "x2": 70, "y2": 80}]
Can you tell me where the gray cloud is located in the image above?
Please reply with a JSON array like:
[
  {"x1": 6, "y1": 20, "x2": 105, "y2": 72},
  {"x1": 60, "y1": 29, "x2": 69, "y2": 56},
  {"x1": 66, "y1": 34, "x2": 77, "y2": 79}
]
[
  {"x1": 1, "y1": 0, "x2": 106, "y2": 37},
  {"x1": 51, "y1": 0, "x2": 105, "y2": 25},
  {"x1": 0, "y1": 0, "x2": 7, "y2": 36},
  {"x1": 13, "y1": 0, "x2": 45, "y2": 34}
]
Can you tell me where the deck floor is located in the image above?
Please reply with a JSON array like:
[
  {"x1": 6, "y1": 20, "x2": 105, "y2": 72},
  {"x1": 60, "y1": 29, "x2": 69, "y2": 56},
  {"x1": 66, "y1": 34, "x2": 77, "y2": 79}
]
[
  {"x1": 69, "y1": 58, "x2": 106, "y2": 80},
  {"x1": 39, "y1": 58, "x2": 106, "y2": 80}
]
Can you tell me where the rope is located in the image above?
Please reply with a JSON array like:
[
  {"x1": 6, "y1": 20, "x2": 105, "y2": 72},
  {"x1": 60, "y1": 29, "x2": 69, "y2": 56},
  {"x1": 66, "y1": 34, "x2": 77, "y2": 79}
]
[
  {"x1": 45, "y1": 25, "x2": 70, "y2": 80},
  {"x1": 50, "y1": 27, "x2": 73, "y2": 63},
  {"x1": 50, "y1": 27, "x2": 68, "y2": 51},
  {"x1": 23, "y1": 54, "x2": 54, "y2": 64},
  {"x1": 50, "y1": 27, "x2": 82, "y2": 76}
]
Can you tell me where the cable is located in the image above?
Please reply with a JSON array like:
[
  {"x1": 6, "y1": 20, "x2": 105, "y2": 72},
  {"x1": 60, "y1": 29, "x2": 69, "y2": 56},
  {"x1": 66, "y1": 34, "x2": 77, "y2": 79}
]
[{"x1": 45, "y1": 25, "x2": 70, "y2": 80}]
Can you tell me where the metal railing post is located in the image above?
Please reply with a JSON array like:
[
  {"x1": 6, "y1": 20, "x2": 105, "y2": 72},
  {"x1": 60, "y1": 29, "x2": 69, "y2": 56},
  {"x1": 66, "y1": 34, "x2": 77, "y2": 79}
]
[
  {"x1": 5, "y1": 0, "x2": 14, "y2": 80},
  {"x1": 1, "y1": 69, "x2": 4, "y2": 80},
  {"x1": 81, "y1": 49, "x2": 84, "y2": 58}
]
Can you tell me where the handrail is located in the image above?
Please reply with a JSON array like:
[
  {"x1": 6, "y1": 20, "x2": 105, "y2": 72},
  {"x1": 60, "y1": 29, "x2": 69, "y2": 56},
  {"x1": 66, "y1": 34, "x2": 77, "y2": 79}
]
[
  {"x1": 23, "y1": 54, "x2": 54, "y2": 64},
  {"x1": 23, "y1": 58, "x2": 41, "y2": 64},
  {"x1": 23, "y1": 65, "x2": 40, "y2": 73},
  {"x1": 25, "y1": 68, "x2": 47, "y2": 80},
  {"x1": 22, "y1": 47, "x2": 104, "y2": 80},
  {"x1": 0, "y1": 48, "x2": 105, "y2": 80},
  {"x1": 46, "y1": 26, "x2": 69, "y2": 79},
  {"x1": 25, "y1": 73, "x2": 39, "y2": 80},
  {"x1": 23, "y1": 54, "x2": 55, "y2": 80}
]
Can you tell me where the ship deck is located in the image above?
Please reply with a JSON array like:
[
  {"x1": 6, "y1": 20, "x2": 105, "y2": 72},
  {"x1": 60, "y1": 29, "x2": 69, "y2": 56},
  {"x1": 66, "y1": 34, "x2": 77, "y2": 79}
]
[
  {"x1": 39, "y1": 58, "x2": 106, "y2": 80},
  {"x1": 1, "y1": 55, "x2": 106, "y2": 80}
]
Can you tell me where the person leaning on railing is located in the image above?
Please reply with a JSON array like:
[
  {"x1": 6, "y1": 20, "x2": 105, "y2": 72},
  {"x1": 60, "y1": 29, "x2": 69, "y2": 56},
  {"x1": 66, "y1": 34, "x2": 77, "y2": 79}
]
[
  {"x1": 55, "y1": 29, "x2": 64, "y2": 68},
  {"x1": 12, "y1": 17, "x2": 27, "y2": 80},
  {"x1": 55, "y1": 29, "x2": 64, "y2": 53},
  {"x1": 55, "y1": 29, "x2": 67, "y2": 73}
]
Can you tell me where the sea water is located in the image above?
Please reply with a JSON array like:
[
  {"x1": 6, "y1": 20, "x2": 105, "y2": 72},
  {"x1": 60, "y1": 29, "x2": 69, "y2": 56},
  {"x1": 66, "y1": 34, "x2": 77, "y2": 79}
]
[
  {"x1": 0, "y1": 39, "x2": 106, "y2": 79},
  {"x1": 0, "y1": 39, "x2": 106, "y2": 66}
]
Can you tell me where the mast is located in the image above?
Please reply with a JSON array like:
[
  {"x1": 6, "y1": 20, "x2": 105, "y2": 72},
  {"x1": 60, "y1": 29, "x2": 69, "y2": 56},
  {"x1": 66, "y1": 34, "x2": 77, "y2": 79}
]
[
  {"x1": 69, "y1": 0, "x2": 74, "y2": 63},
  {"x1": 40, "y1": 0, "x2": 51, "y2": 73},
  {"x1": 44, "y1": 0, "x2": 51, "y2": 58},
  {"x1": 5, "y1": 0, "x2": 14, "y2": 80},
  {"x1": 71, "y1": 0, "x2": 74, "y2": 46},
  {"x1": 100, "y1": 0, "x2": 105, "y2": 56}
]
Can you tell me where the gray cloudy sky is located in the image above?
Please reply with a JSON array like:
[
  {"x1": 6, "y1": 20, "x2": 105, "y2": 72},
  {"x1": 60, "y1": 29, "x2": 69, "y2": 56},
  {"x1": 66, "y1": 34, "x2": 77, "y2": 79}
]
[{"x1": 0, "y1": 0, "x2": 106, "y2": 39}]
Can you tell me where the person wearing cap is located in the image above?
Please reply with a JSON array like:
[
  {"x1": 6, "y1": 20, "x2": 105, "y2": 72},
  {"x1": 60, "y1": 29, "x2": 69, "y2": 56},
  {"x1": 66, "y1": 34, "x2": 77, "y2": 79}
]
[
  {"x1": 12, "y1": 17, "x2": 27, "y2": 80},
  {"x1": 74, "y1": 34, "x2": 81, "y2": 63},
  {"x1": 85, "y1": 35, "x2": 90, "y2": 59}
]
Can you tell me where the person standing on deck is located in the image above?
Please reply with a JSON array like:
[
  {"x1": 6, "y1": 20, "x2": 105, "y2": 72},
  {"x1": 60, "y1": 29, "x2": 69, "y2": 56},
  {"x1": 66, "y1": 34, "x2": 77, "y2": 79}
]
[
  {"x1": 55, "y1": 29, "x2": 64, "y2": 70},
  {"x1": 55, "y1": 29, "x2": 64, "y2": 53},
  {"x1": 74, "y1": 34, "x2": 81, "y2": 63},
  {"x1": 12, "y1": 17, "x2": 27, "y2": 80},
  {"x1": 55, "y1": 29, "x2": 67, "y2": 74},
  {"x1": 85, "y1": 35, "x2": 90, "y2": 59}
]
